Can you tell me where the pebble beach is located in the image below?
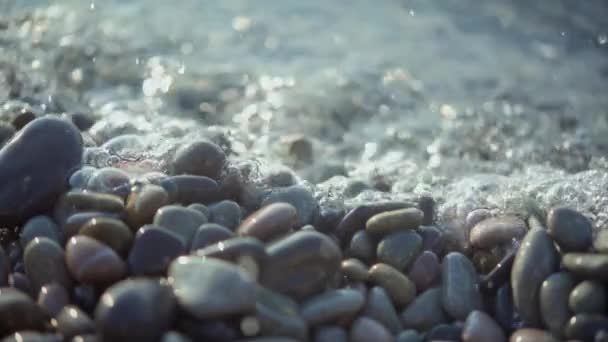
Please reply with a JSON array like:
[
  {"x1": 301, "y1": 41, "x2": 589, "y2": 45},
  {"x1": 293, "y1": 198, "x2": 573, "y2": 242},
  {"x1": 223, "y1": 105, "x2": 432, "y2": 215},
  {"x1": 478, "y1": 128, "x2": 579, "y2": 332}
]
[{"x1": 1, "y1": 0, "x2": 608, "y2": 341}]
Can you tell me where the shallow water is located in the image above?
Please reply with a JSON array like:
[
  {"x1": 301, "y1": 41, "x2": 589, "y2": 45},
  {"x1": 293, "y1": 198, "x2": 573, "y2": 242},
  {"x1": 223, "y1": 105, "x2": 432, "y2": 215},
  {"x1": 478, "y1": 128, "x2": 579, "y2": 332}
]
[{"x1": 2, "y1": 0, "x2": 608, "y2": 227}]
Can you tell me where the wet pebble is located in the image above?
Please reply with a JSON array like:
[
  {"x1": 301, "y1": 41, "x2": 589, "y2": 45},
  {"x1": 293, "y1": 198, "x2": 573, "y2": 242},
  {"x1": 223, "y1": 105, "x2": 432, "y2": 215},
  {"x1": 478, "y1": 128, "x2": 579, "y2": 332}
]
[
  {"x1": 126, "y1": 184, "x2": 169, "y2": 229},
  {"x1": 418, "y1": 225, "x2": 444, "y2": 256},
  {"x1": 314, "y1": 326, "x2": 348, "y2": 342},
  {"x1": 153, "y1": 205, "x2": 207, "y2": 247},
  {"x1": 72, "y1": 285, "x2": 97, "y2": 316},
  {"x1": 469, "y1": 216, "x2": 526, "y2": 249},
  {"x1": 19, "y1": 216, "x2": 61, "y2": 248},
  {"x1": 569, "y1": 280, "x2": 606, "y2": 314},
  {"x1": 188, "y1": 203, "x2": 210, "y2": 217},
  {"x1": 425, "y1": 323, "x2": 463, "y2": 342},
  {"x1": 196, "y1": 237, "x2": 267, "y2": 273},
  {"x1": 547, "y1": 207, "x2": 593, "y2": 252},
  {"x1": 169, "y1": 256, "x2": 256, "y2": 318},
  {"x1": 565, "y1": 314, "x2": 608, "y2": 341},
  {"x1": 95, "y1": 279, "x2": 176, "y2": 342},
  {"x1": 237, "y1": 203, "x2": 297, "y2": 242},
  {"x1": 368, "y1": 263, "x2": 416, "y2": 308},
  {"x1": 442, "y1": 252, "x2": 482, "y2": 320},
  {"x1": 209, "y1": 200, "x2": 241, "y2": 230},
  {"x1": 23, "y1": 237, "x2": 71, "y2": 295},
  {"x1": 363, "y1": 286, "x2": 402, "y2": 333},
  {"x1": 54, "y1": 191, "x2": 124, "y2": 225},
  {"x1": 128, "y1": 225, "x2": 185, "y2": 276},
  {"x1": 190, "y1": 223, "x2": 234, "y2": 251},
  {"x1": 65, "y1": 236, "x2": 126, "y2": 286},
  {"x1": 562, "y1": 253, "x2": 608, "y2": 280},
  {"x1": 462, "y1": 310, "x2": 506, "y2": 342},
  {"x1": 377, "y1": 230, "x2": 422, "y2": 271},
  {"x1": 160, "y1": 175, "x2": 221, "y2": 205},
  {"x1": 594, "y1": 230, "x2": 608, "y2": 253},
  {"x1": 350, "y1": 317, "x2": 393, "y2": 342},
  {"x1": 0, "y1": 288, "x2": 48, "y2": 336},
  {"x1": 69, "y1": 112, "x2": 95, "y2": 131},
  {"x1": 395, "y1": 330, "x2": 422, "y2": 342},
  {"x1": 8, "y1": 273, "x2": 31, "y2": 296},
  {"x1": 62, "y1": 212, "x2": 121, "y2": 241},
  {"x1": 54, "y1": 306, "x2": 95, "y2": 339},
  {"x1": 494, "y1": 284, "x2": 514, "y2": 334},
  {"x1": 348, "y1": 230, "x2": 375, "y2": 263},
  {"x1": 540, "y1": 272, "x2": 576, "y2": 338},
  {"x1": 480, "y1": 248, "x2": 516, "y2": 294},
  {"x1": 78, "y1": 217, "x2": 133, "y2": 256},
  {"x1": 366, "y1": 208, "x2": 423, "y2": 237},
  {"x1": 255, "y1": 286, "x2": 307, "y2": 341},
  {"x1": 341, "y1": 258, "x2": 369, "y2": 282},
  {"x1": 170, "y1": 140, "x2": 226, "y2": 180},
  {"x1": 177, "y1": 317, "x2": 240, "y2": 342},
  {"x1": 86, "y1": 168, "x2": 130, "y2": 194},
  {"x1": 37, "y1": 283, "x2": 69, "y2": 317},
  {"x1": 406, "y1": 251, "x2": 440, "y2": 292},
  {"x1": 466, "y1": 208, "x2": 492, "y2": 229},
  {"x1": 509, "y1": 328, "x2": 559, "y2": 342},
  {"x1": 401, "y1": 287, "x2": 447, "y2": 332},
  {"x1": 261, "y1": 185, "x2": 318, "y2": 227},
  {"x1": 301, "y1": 288, "x2": 364, "y2": 326}
]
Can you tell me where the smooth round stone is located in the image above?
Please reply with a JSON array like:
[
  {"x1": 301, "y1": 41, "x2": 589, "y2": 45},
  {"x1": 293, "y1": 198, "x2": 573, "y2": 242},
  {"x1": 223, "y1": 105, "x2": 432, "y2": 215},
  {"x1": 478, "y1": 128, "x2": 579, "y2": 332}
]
[
  {"x1": 540, "y1": 272, "x2": 576, "y2": 338},
  {"x1": 65, "y1": 236, "x2": 127, "y2": 286},
  {"x1": 350, "y1": 317, "x2": 393, "y2": 342},
  {"x1": 54, "y1": 306, "x2": 94, "y2": 339},
  {"x1": 395, "y1": 330, "x2": 422, "y2": 342},
  {"x1": 366, "y1": 208, "x2": 423, "y2": 237},
  {"x1": 348, "y1": 230, "x2": 375, "y2": 263},
  {"x1": 368, "y1": 263, "x2": 416, "y2": 308},
  {"x1": 69, "y1": 113, "x2": 95, "y2": 131},
  {"x1": 255, "y1": 286, "x2": 307, "y2": 341},
  {"x1": 462, "y1": 310, "x2": 506, "y2": 342},
  {"x1": 209, "y1": 200, "x2": 241, "y2": 231},
  {"x1": 301, "y1": 289, "x2": 365, "y2": 326},
  {"x1": 190, "y1": 223, "x2": 234, "y2": 252},
  {"x1": 442, "y1": 252, "x2": 482, "y2": 320},
  {"x1": 187, "y1": 203, "x2": 210, "y2": 217},
  {"x1": 480, "y1": 248, "x2": 516, "y2": 294},
  {"x1": 377, "y1": 231, "x2": 422, "y2": 271},
  {"x1": 9, "y1": 273, "x2": 31, "y2": 296},
  {"x1": 335, "y1": 201, "x2": 411, "y2": 245},
  {"x1": 565, "y1": 314, "x2": 608, "y2": 341},
  {"x1": 23, "y1": 237, "x2": 71, "y2": 295},
  {"x1": 37, "y1": 284, "x2": 69, "y2": 317},
  {"x1": 562, "y1": 253, "x2": 608, "y2": 280},
  {"x1": 400, "y1": 287, "x2": 448, "y2": 331},
  {"x1": 1, "y1": 332, "x2": 62, "y2": 342},
  {"x1": 406, "y1": 251, "x2": 440, "y2": 292},
  {"x1": 426, "y1": 324, "x2": 463, "y2": 341},
  {"x1": 86, "y1": 168, "x2": 130, "y2": 194},
  {"x1": 341, "y1": 259, "x2": 369, "y2": 282},
  {"x1": 125, "y1": 184, "x2": 169, "y2": 229},
  {"x1": 160, "y1": 175, "x2": 221, "y2": 205},
  {"x1": 162, "y1": 331, "x2": 193, "y2": 342},
  {"x1": 78, "y1": 217, "x2": 133, "y2": 256},
  {"x1": 262, "y1": 231, "x2": 341, "y2": 299},
  {"x1": 509, "y1": 329, "x2": 560, "y2": 342},
  {"x1": 418, "y1": 225, "x2": 444, "y2": 256},
  {"x1": 95, "y1": 279, "x2": 176, "y2": 342},
  {"x1": 362, "y1": 286, "x2": 402, "y2": 334},
  {"x1": 569, "y1": 280, "x2": 607, "y2": 314},
  {"x1": 237, "y1": 203, "x2": 297, "y2": 242},
  {"x1": 511, "y1": 228, "x2": 559, "y2": 326},
  {"x1": 20, "y1": 216, "x2": 61, "y2": 248},
  {"x1": 314, "y1": 326, "x2": 347, "y2": 342},
  {"x1": 594, "y1": 230, "x2": 608, "y2": 253},
  {"x1": 170, "y1": 140, "x2": 226, "y2": 180},
  {"x1": 0, "y1": 288, "x2": 48, "y2": 336},
  {"x1": 128, "y1": 225, "x2": 185, "y2": 276},
  {"x1": 466, "y1": 209, "x2": 492, "y2": 229},
  {"x1": 547, "y1": 207, "x2": 593, "y2": 252},
  {"x1": 153, "y1": 205, "x2": 207, "y2": 247},
  {"x1": 168, "y1": 256, "x2": 256, "y2": 318},
  {"x1": 0, "y1": 117, "x2": 83, "y2": 226},
  {"x1": 469, "y1": 216, "x2": 526, "y2": 249},
  {"x1": 494, "y1": 284, "x2": 514, "y2": 333},
  {"x1": 57, "y1": 191, "x2": 125, "y2": 218},
  {"x1": 0, "y1": 246, "x2": 10, "y2": 287},
  {"x1": 69, "y1": 166, "x2": 96, "y2": 190},
  {"x1": 261, "y1": 185, "x2": 318, "y2": 228},
  {"x1": 196, "y1": 236, "x2": 267, "y2": 272},
  {"x1": 313, "y1": 206, "x2": 344, "y2": 234},
  {"x1": 62, "y1": 212, "x2": 121, "y2": 241}
]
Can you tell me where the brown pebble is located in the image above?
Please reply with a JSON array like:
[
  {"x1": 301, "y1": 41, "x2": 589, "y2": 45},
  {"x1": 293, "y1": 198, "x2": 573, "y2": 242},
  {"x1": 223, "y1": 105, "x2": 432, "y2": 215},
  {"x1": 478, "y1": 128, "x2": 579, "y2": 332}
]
[
  {"x1": 368, "y1": 263, "x2": 416, "y2": 308},
  {"x1": 341, "y1": 258, "x2": 369, "y2": 282},
  {"x1": 126, "y1": 184, "x2": 169, "y2": 229},
  {"x1": 462, "y1": 310, "x2": 506, "y2": 342},
  {"x1": 469, "y1": 216, "x2": 526, "y2": 249},
  {"x1": 509, "y1": 328, "x2": 560, "y2": 342},
  {"x1": 237, "y1": 203, "x2": 297, "y2": 242},
  {"x1": 366, "y1": 208, "x2": 423, "y2": 237},
  {"x1": 79, "y1": 217, "x2": 133, "y2": 256},
  {"x1": 65, "y1": 236, "x2": 126, "y2": 286}
]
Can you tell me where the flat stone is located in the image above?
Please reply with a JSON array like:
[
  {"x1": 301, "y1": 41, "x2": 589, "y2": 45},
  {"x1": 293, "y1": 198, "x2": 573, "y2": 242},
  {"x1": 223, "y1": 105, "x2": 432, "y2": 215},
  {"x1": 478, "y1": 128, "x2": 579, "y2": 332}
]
[
  {"x1": 126, "y1": 184, "x2": 169, "y2": 229},
  {"x1": 511, "y1": 228, "x2": 559, "y2": 326},
  {"x1": 341, "y1": 258, "x2": 369, "y2": 282},
  {"x1": 170, "y1": 140, "x2": 226, "y2": 180},
  {"x1": 237, "y1": 203, "x2": 297, "y2": 242},
  {"x1": 469, "y1": 216, "x2": 526, "y2": 249},
  {"x1": 160, "y1": 175, "x2": 221, "y2": 205},
  {"x1": 314, "y1": 326, "x2": 347, "y2": 342},
  {"x1": 19, "y1": 216, "x2": 61, "y2": 248},
  {"x1": 368, "y1": 263, "x2": 416, "y2": 308},
  {"x1": 377, "y1": 231, "x2": 422, "y2": 271},
  {"x1": 78, "y1": 217, "x2": 133, "y2": 256},
  {"x1": 65, "y1": 236, "x2": 126, "y2": 286},
  {"x1": 95, "y1": 279, "x2": 176, "y2": 341},
  {"x1": 462, "y1": 310, "x2": 506, "y2": 342},
  {"x1": 55, "y1": 306, "x2": 95, "y2": 340},
  {"x1": 0, "y1": 117, "x2": 83, "y2": 226},
  {"x1": 442, "y1": 252, "x2": 482, "y2": 320},
  {"x1": 37, "y1": 283, "x2": 69, "y2": 317},
  {"x1": 562, "y1": 253, "x2": 608, "y2": 280},
  {"x1": 406, "y1": 251, "x2": 440, "y2": 292},
  {"x1": 540, "y1": 272, "x2": 576, "y2": 338},
  {"x1": 301, "y1": 289, "x2": 365, "y2": 326},
  {"x1": 255, "y1": 286, "x2": 307, "y2": 341},
  {"x1": 209, "y1": 200, "x2": 241, "y2": 230},
  {"x1": 565, "y1": 314, "x2": 608, "y2": 341},
  {"x1": 0, "y1": 288, "x2": 48, "y2": 336},
  {"x1": 347, "y1": 230, "x2": 375, "y2": 263},
  {"x1": 261, "y1": 185, "x2": 318, "y2": 228},
  {"x1": 349, "y1": 317, "x2": 393, "y2": 342},
  {"x1": 366, "y1": 208, "x2": 423, "y2": 237},
  {"x1": 547, "y1": 207, "x2": 593, "y2": 252},
  {"x1": 400, "y1": 287, "x2": 448, "y2": 332},
  {"x1": 569, "y1": 280, "x2": 606, "y2": 314},
  {"x1": 168, "y1": 257, "x2": 256, "y2": 318},
  {"x1": 154, "y1": 205, "x2": 207, "y2": 247},
  {"x1": 509, "y1": 329, "x2": 560, "y2": 342},
  {"x1": 190, "y1": 223, "x2": 234, "y2": 252},
  {"x1": 23, "y1": 237, "x2": 71, "y2": 296},
  {"x1": 128, "y1": 225, "x2": 185, "y2": 276}
]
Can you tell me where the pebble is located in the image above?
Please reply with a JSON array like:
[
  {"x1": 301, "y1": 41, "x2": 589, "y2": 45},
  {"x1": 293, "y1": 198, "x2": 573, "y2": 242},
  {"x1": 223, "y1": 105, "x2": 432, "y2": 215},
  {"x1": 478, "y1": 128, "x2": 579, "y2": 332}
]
[
  {"x1": 539, "y1": 272, "x2": 576, "y2": 338},
  {"x1": 494, "y1": 284, "x2": 514, "y2": 333},
  {"x1": 37, "y1": 283, "x2": 69, "y2": 317},
  {"x1": 594, "y1": 230, "x2": 608, "y2": 253},
  {"x1": 128, "y1": 225, "x2": 185, "y2": 276},
  {"x1": 562, "y1": 253, "x2": 608, "y2": 280},
  {"x1": 78, "y1": 217, "x2": 133, "y2": 256},
  {"x1": 65, "y1": 236, "x2": 126, "y2": 286},
  {"x1": 407, "y1": 251, "x2": 440, "y2": 292},
  {"x1": 511, "y1": 228, "x2": 559, "y2": 326},
  {"x1": 237, "y1": 203, "x2": 297, "y2": 242},
  {"x1": 8, "y1": 273, "x2": 31, "y2": 296},
  {"x1": 125, "y1": 184, "x2": 169, "y2": 229},
  {"x1": 395, "y1": 330, "x2": 422, "y2": 342},
  {"x1": 261, "y1": 185, "x2": 318, "y2": 227},
  {"x1": 190, "y1": 223, "x2": 234, "y2": 251},
  {"x1": 23, "y1": 237, "x2": 71, "y2": 296},
  {"x1": 255, "y1": 286, "x2": 307, "y2": 341},
  {"x1": 162, "y1": 331, "x2": 194, "y2": 342},
  {"x1": 377, "y1": 230, "x2": 422, "y2": 270},
  {"x1": 401, "y1": 287, "x2": 448, "y2": 331},
  {"x1": 168, "y1": 256, "x2": 256, "y2": 318},
  {"x1": 0, "y1": 246, "x2": 8, "y2": 287},
  {"x1": 170, "y1": 140, "x2": 226, "y2": 180},
  {"x1": 509, "y1": 328, "x2": 560, "y2": 342},
  {"x1": 469, "y1": 216, "x2": 526, "y2": 249},
  {"x1": 363, "y1": 286, "x2": 402, "y2": 333},
  {"x1": 86, "y1": 168, "x2": 130, "y2": 194},
  {"x1": 347, "y1": 230, "x2": 376, "y2": 263},
  {"x1": 425, "y1": 323, "x2": 463, "y2": 341},
  {"x1": 188, "y1": 203, "x2": 210, "y2": 217},
  {"x1": 341, "y1": 258, "x2": 369, "y2": 282},
  {"x1": 479, "y1": 248, "x2": 516, "y2": 294},
  {"x1": 466, "y1": 208, "x2": 492, "y2": 229},
  {"x1": 349, "y1": 317, "x2": 394, "y2": 342},
  {"x1": 62, "y1": 212, "x2": 121, "y2": 241},
  {"x1": 0, "y1": 287, "x2": 48, "y2": 336},
  {"x1": 1, "y1": 331, "x2": 62, "y2": 342},
  {"x1": 442, "y1": 252, "x2": 482, "y2": 320},
  {"x1": 208, "y1": 200, "x2": 241, "y2": 230},
  {"x1": 301, "y1": 288, "x2": 364, "y2": 326},
  {"x1": 462, "y1": 310, "x2": 506, "y2": 342},
  {"x1": 69, "y1": 166, "x2": 96, "y2": 190},
  {"x1": 153, "y1": 205, "x2": 207, "y2": 247},
  {"x1": 69, "y1": 112, "x2": 95, "y2": 131},
  {"x1": 313, "y1": 206, "x2": 344, "y2": 234},
  {"x1": 368, "y1": 263, "x2": 416, "y2": 308},
  {"x1": 314, "y1": 326, "x2": 348, "y2": 342},
  {"x1": 19, "y1": 216, "x2": 61, "y2": 248},
  {"x1": 569, "y1": 280, "x2": 606, "y2": 314},
  {"x1": 177, "y1": 317, "x2": 240, "y2": 341},
  {"x1": 95, "y1": 279, "x2": 176, "y2": 342},
  {"x1": 54, "y1": 191, "x2": 124, "y2": 225},
  {"x1": 565, "y1": 314, "x2": 608, "y2": 341},
  {"x1": 54, "y1": 306, "x2": 95, "y2": 339},
  {"x1": 0, "y1": 117, "x2": 83, "y2": 226},
  {"x1": 366, "y1": 208, "x2": 423, "y2": 237},
  {"x1": 418, "y1": 225, "x2": 444, "y2": 256},
  {"x1": 262, "y1": 231, "x2": 341, "y2": 299},
  {"x1": 160, "y1": 175, "x2": 221, "y2": 205},
  {"x1": 72, "y1": 285, "x2": 98, "y2": 315},
  {"x1": 547, "y1": 207, "x2": 593, "y2": 252}
]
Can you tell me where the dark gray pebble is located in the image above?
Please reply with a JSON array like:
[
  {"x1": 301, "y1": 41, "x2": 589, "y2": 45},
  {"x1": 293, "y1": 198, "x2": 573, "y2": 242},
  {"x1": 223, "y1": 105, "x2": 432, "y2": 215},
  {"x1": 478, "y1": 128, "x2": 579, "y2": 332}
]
[
  {"x1": 19, "y1": 216, "x2": 61, "y2": 248},
  {"x1": 462, "y1": 310, "x2": 506, "y2": 342},
  {"x1": 78, "y1": 217, "x2": 133, "y2": 256},
  {"x1": 350, "y1": 317, "x2": 393, "y2": 342},
  {"x1": 196, "y1": 237, "x2": 267, "y2": 278},
  {"x1": 547, "y1": 207, "x2": 593, "y2": 252},
  {"x1": 0, "y1": 288, "x2": 48, "y2": 336},
  {"x1": 54, "y1": 306, "x2": 95, "y2": 340},
  {"x1": 569, "y1": 280, "x2": 606, "y2": 314},
  {"x1": 1, "y1": 331, "x2": 62, "y2": 342},
  {"x1": 442, "y1": 252, "x2": 482, "y2": 320},
  {"x1": 348, "y1": 229, "x2": 376, "y2": 263},
  {"x1": 237, "y1": 203, "x2": 296, "y2": 242},
  {"x1": 469, "y1": 216, "x2": 526, "y2": 249},
  {"x1": 508, "y1": 328, "x2": 559, "y2": 342},
  {"x1": 261, "y1": 185, "x2": 318, "y2": 228},
  {"x1": 565, "y1": 314, "x2": 608, "y2": 341},
  {"x1": 425, "y1": 323, "x2": 463, "y2": 342},
  {"x1": 23, "y1": 237, "x2": 71, "y2": 296},
  {"x1": 170, "y1": 140, "x2": 226, "y2": 180},
  {"x1": 364, "y1": 285, "x2": 404, "y2": 333},
  {"x1": 314, "y1": 326, "x2": 348, "y2": 342},
  {"x1": 540, "y1": 272, "x2": 576, "y2": 338},
  {"x1": 396, "y1": 329, "x2": 422, "y2": 342},
  {"x1": 407, "y1": 251, "x2": 440, "y2": 292},
  {"x1": 377, "y1": 230, "x2": 422, "y2": 271},
  {"x1": 190, "y1": 223, "x2": 234, "y2": 252},
  {"x1": 300, "y1": 288, "x2": 364, "y2": 326},
  {"x1": 418, "y1": 225, "x2": 444, "y2": 256},
  {"x1": 37, "y1": 283, "x2": 69, "y2": 317},
  {"x1": 65, "y1": 236, "x2": 126, "y2": 286},
  {"x1": 209, "y1": 200, "x2": 242, "y2": 230},
  {"x1": 125, "y1": 184, "x2": 169, "y2": 229},
  {"x1": 0, "y1": 246, "x2": 9, "y2": 287},
  {"x1": 255, "y1": 286, "x2": 307, "y2": 341},
  {"x1": 160, "y1": 175, "x2": 221, "y2": 205},
  {"x1": 562, "y1": 253, "x2": 608, "y2": 280},
  {"x1": 128, "y1": 225, "x2": 185, "y2": 276},
  {"x1": 153, "y1": 205, "x2": 207, "y2": 247},
  {"x1": 401, "y1": 287, "x2": 448, "y2": 332}
]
